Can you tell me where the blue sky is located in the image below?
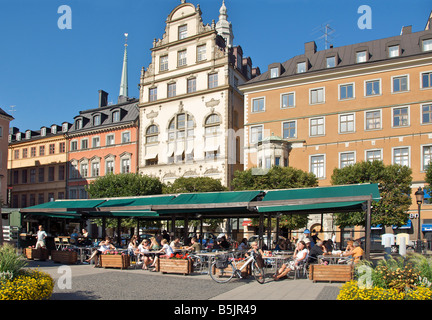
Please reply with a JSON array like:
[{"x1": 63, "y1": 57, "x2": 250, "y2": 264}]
[{"x1": 0, "y1": 0, "x2": 431, "y2": 131}]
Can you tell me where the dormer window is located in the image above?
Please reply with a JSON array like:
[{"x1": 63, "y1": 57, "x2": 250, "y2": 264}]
[
  {"x1": 75, "y1": 118, "x2": 83, "y2": 130},
  {"x1": 25, "y1": 130, "x2": 31, "y2": 139},
  {"x1": 297, "y1": 62, "x2": 307, "y2": 73},
  {"x1": 270, "y1": 68, "x2": 279, "y2": 78},
  {"x1": 41, "y1": 127, "x2": 46, "y2": 137},
  {"x1": 112, "y1": 110, "x2": 120, "y2": 122},
  {"x1": 51, "y1": 125, "x2": 57, "y2": 134},
  {"x1": 62, "y1": 123, "x2": 69, "y2": 132},
  {"x1": 326, "y1": 56, "x2": 336, "y2": 68},
  {"x1": 93, "y1": 114, "x2": 101, "y2": 126},
  {"x1": 356, "y1": 51, "x2": 367, "y2": 63},
  {"x1": 423, "y1": 39, "x2": 432, "y2": 52},
  {"x1": 388, "y1": 45, "x2": 400, "y2": 58},
  {"x1": 178, "y1": 25, "x2": 187, "y2": 40}
]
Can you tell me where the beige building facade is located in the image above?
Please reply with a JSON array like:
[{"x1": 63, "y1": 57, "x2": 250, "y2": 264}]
[{"x1": 138, "y1": 1, "x2": 258, "y2": 188}]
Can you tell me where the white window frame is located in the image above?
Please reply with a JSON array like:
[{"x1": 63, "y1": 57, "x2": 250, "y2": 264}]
[
  {"x1": 391, "y1": 105, "x2": 410, "y2": 128},
  {"x1": 178, "y1": 50, "x2": 187, "y2": 67},
  {"x1": 309, "y1": 117, "x2": 325, "y2": 137},
  {"x1": 121, "y1": 131, "x2": 131, "y2": 143},
  {"x1": 338, "y1": 113, "x2": 356, "y2": 134},
  {"x1": 280, "y1": 92, "x2": 295, "y2": 109},
  {"x1": 421, "y1": 103, "x2": 432, "y2": 125},
  {"x1": 282, "y1": 120, "x2": 297, "y2": 139},
  {"x1": 364, "y1": 78, "x2": 382, "y2": 97},
  {"x1": 388, "y1": 45, "x2": 400, "y2": 58},
  {"x1": 421, "y1": 144, "x2": 432, "y2": 171},
  {"x1": 364, "y1": 109, "x2": 382, "y2": 131},
  {"x1": 392, "y1": 146, "x2": 411, "y2": 167},
  {"x1": 159, "y1": 55, "x2": 168, "y2": 72},
  {"x1": 391, "y1": 74, "x2": 409, "y2": 93},
  {"x1": 420, "y1": 71, "x2": 432, "y2": 89},
  {"x1": 70, "y1": 140, "x2": 78, "y2": 151},
  {"x1": 326, "y1": 56, "x2": 336, "y2": 68},
  {"x1": 309, "y1": 87, "x2": 325, "y2": 105},
  {"x1": 251, "y1": 97, "x2": 265, "y2": 113},
  {"x1": 339, "y1": 151, "x2": 356, "y2": 169},
  {"x1": 297, "y1": 62, "x2": 306, "y2": 73},
  {"x1": 365, "y1": 149, "x2": 383, "y2": 162},
  {"x1": 356, "y1": 51, "x2": 367, "y2": 63},
  {"x1": 422, "y1": 39, "x2": 432, "y2": 52},
  {"x1": 92, "y1": 136, "x2": 100, "y2": 148},
  {"x1": 106, "y1": 134, "x2": 115, "y2": 146},
  {"x1": 250, "y1": 125, "x2": 263, "y2": 144},
  {"x1": 270, "y1": 67, "x2": 279, "y2": 78},
  {"x1": 197, "y1": 45, "x2": 206, "y2": 62},
  {"x1": 310, "y1": 154, "x2": 326, "y2": 179},
  {"x1": 338, "y1": 83, "x2": 355, "y2": 101}
]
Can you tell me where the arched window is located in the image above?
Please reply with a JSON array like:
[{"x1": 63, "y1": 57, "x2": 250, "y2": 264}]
[
  {"x1": 204, "y1": 113, "x2": 221, "y2": 135},
  {"x1": 168, "y1": 113, "x2": 194, "y2": 141},
  {"x1": 146, "y1": 125, "x2": 159, "y2": 144}
]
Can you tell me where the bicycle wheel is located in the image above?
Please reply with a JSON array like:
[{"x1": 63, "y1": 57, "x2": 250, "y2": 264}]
[
  {"x1": 252, "y1": 261, "x2": 266, "y2": 284},
  {"x1": 209, "y1": 261, "x2": 236, "y2": 283}
]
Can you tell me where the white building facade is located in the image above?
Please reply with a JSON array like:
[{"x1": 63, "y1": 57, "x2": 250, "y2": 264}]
[{"x1": 138, "y1": 1, "x2": 259, "y2": 187}]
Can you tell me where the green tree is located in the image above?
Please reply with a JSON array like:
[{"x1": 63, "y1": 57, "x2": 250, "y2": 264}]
[
  {"x1": 232, "y1": 166, "x2": 318, "y2": 230},
  {"x1": 330, "y1": 160, "x2": 412, "y2": 228},
  {"x1": 85, "y1": 173, "x2": 164, "y2": 229},
  {"x1": 424, "y1": 164, "x2": 432, "y2": 196},
  {"x1": 163, "y1": 177, "x2": 227, "y2": 230}
]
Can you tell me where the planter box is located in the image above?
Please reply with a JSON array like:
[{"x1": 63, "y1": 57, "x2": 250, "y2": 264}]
[
  {"x1": 157, "y1": 258, "x2": 193, "y2": 275},
  {"x1": 309, "y1": 264, "x2": 354, "y2": 283},
  {"x1": 100, "y1": 254, "x2": 130, "y2": 269},
  {"x1": 25, "y1": 248, "x2": 49, "y2": 261},
  {"x1": 51, "y1": 250, "x2": 78, "y2": 264}
]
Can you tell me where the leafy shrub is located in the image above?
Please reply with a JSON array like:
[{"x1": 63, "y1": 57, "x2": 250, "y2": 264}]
[
  {"x1": 0, "y1": 269, "x2": 54, "y2": 300},
  {"x1": 0, "y1": 244, "x2": 28, "y2": 280}
]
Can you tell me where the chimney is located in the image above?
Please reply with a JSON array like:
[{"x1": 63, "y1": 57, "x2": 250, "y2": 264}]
[
  {"x1": 401, "y1": 25, "x2": 412, "y2": 35},
  {"x1": 98, "y1": 90, "x2": 108, "y2": 108},
  {"x1": 305, "y1": 41, "x2": 317, "y2": 55}
]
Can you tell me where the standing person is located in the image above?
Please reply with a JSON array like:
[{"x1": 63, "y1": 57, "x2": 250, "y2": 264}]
[{"x1": 35, "y1": 225, "x2": 47, "y2": 249}]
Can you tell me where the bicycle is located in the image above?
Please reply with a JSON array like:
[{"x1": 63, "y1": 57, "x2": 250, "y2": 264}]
[{"x1": 209, "y1": 250, "x2": 266, "y2": 284}]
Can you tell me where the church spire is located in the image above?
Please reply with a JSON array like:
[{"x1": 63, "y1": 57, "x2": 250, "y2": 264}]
[{"x1": 119, "y1": 33, "x2": 128, "y2": 102}]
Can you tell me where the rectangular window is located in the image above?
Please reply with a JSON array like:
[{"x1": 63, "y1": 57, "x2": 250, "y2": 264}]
[
  {"x1": 178, "y1": 25, "x2": 187, "y2": 40},
  {"x1": 92, "y1": 137, "x2": 100, "y2": 148},
  {"x1": 208, "y1": 73, "x2": 218, "y2": 89},
  {"x1": 58, "y1": 165, "x2": 65, "y2": 181},
  {"x1": 366, "y1": 149, "x2": 382, "y2": 162},
  {"x1": 365, "y1": 80, "x2": 381, "y2": 96},
  {"x1": 80, "y1": 163, "x2": 88, "y2": 177},
  {"x1": 106, "y1": 160, "x2": 114, "y2": 174},
  {"x1": 187, "y1": 78, "x2": 196, "y2": 93},
  {"x1": 149, "y1": 88, "x2": 157, "y2": 102},
  {"x1": 59, "y1": 142, "x2": 65, "y2": 153},
  {"x1": 310, "y1": 155, "x2": 325, "y2": 179},
  {"x1": 297, "y1": 62, "x2": 306, "y2": 73},
  {"x1": 339, "y1": 114, "x2": 355, "y2": 133},
  {"x1": 310, "y1": 117, "x2": 325, "y2": 136},
  {"x1": 393, "y1": 75, "x2": 408, "y2": 93},
  {"x1": 252, "y1": 98, "x2": 265, "y2": 113},
  {"x1": 122, "y1": 132, "x2": 130, "y2": 143},
  {"x1": 48, "y1": 167, "x2": 55, "y2": 181},
  {"x1": 388, "y1": 45, "x2": 400, "y2": 57},
  {"x1": 310, "y1": 88, "x2": 324, "y2": 104},
  {"x1": 281, "y1": 93, "x2": 295, "y2": 108},
  {"x1": 70, "y1": 141, "x2": 77, "y2": 151},
  {"x1": 197, "y1": 45, "x2": 206, "y2": 61},
  {"x1": 22, "y1": 148, "x2": 28, "y2": 158},
  {"x1": 282, "y1": 121, "x2": 296, "y2": 139},
  {"x1": 356, "y1": 51, "x2": 367, "y2": 63},
  {"x1": 81, "y1": 139, "x2": 88, "y2": 150},
  {"x1": 423, "y1": 145, "x2": 432, "y2": 170},
  {"x1": 31, "y1": 147, "x2": 36, "y2": 157},
  {"x1": 250, "y1": 126, "x2": 263, "y2": 144},
  {"x1": 168, "y1": 83, "x2": 176, "y2": 98},
  {"x1": 393, "y1": 147, "x2": 409, "y2": 167},
  {"x1": 365, "y1": 110, "x2": 381, "y2": 130},
  {"x1": 91, "y1": 162, "x2": 100, "y2": 177},
  {"x1": 422, "y1": 72, "x2": 432, "y2": 88},
  {"x1": 30, "y1": 169, "x2": 36, "y2": 183},
  {"x1": 38, "y1": 168, "x2": 44, "y2": 182},
  {"x1": 270, "y1": 67, "x2": 279, "y2": 78},
  {"x1": 49, "y1": 143, "x2": 55, "y2": 154},
  {"x1": 393, "y1": 107, "x2": 409, "y2": 127},
  {"x1": 326, "y1": 56, "x2": 336, "y2": 68},
  {"x1": 178, "y1": 50, "x2": 187, "y2": 67},
  {"x1": 14, "y1": 150, "x2": 19, "y2": 160},
  {"x1": 340, "y1": 84, "x2": 354, "y2": 100},
  {"x1": 340, "y1": 152, "x2": 355, "y2": 168},
  {"x1": 160, "y1": 55, "x2": 168, "y2": 72},
  {"x1": 21, "y1": 169, "x2": 27, "y2": 184},
  {"x1": 106, "y1": 135, "x2": 115, "y2": 146},
  {"x1": 422, "y1": 39, "x2": 432, "y2": 52},
  {"x1": 121, "y1": 159, "x2": 130, "y2": 173},
  {"x1": 422, "y1": 104, "x2": 432, "y2": 124}
]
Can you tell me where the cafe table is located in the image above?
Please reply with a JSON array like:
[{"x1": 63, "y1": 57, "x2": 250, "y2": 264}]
[
  {"x1": 262, "y1": 254, "x2": 291, "y2": 274},
  {"x1": 317, "y1": 254, "x2": 351, "y2": 264}
]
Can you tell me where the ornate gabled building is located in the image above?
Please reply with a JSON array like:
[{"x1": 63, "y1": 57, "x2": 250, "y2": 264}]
[{"x1": 138, "y1": 0, "x2": 259, "y2": 188}]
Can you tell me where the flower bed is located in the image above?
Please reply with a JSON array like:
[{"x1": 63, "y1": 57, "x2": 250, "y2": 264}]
[
  {"x1": 337, "y1": 254, "x2": 432, "y2": 300},
  {"x1": 51, "y1": 249, "x2": 77, "y2": 264},
  {"x1": 99, "y1": 251, "x2": 130, "y2": 269},
  {"x1": 0, "y1": 269, "x2": 54, "y2": 300},
  {"x1": 24, "y1": 247, "x2": 49, "y2": 261}
]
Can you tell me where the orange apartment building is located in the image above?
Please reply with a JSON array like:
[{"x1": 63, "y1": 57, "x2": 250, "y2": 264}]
[
  {"x1": 240, "y1": 23, "x2": 432, "y2": 241},
  {"x1": 66, "y1": 90, "x2": 139, "y2": 199}
]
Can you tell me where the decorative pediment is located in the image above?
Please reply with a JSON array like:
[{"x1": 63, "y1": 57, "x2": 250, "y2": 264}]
[{"x1": 205, "y1": 98, "x2": 220, "y2": 108}]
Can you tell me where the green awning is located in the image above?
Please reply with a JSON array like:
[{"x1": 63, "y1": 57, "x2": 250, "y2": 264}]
[
  {"x1": 95, "y1": 195, "x2": 175, "y2": 212},
  {"x1": 257, "y1": 183, "x2": 380, "y2": 214},
  {"x1": 22, "y1": 211, "x2": 82, "y2": 219},
  {"x1": 21, "y1": 199, "x2": 107, "y2": 213},
  {"x1": 87, "y1": 211, "x2": 159, "y2": 218}
]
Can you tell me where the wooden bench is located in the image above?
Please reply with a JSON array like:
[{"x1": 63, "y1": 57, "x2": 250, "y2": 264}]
[{"x1": 309, "y1": 264, "x2": 354, "y2": 283}]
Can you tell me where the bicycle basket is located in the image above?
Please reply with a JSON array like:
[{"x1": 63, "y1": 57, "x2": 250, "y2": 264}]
[{"x1": 214, "y1": 254, "x2": 229, "y2": 269}]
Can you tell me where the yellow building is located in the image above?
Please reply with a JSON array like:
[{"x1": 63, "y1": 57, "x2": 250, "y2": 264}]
[
  {"x1": 240, "y1": 24, "x2": 432, "y2": 242},
  {"x1": 8, "y1": 123, "x2": 71, "y2": 208}
]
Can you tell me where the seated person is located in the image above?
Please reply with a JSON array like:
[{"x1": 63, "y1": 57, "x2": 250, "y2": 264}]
[
  {"x1": 219, "y1": 236, "x2": 230, "y2": 250},
  {"x1": 342, "y1": 240, "x2": 364, "y2": 264},
  {"x1": 324, "y1": 239, "x2": 334, "y2": 253},
  {"x1": 86, "y1": 237, "x2": 115, "y2": 267},
  {"x1": 238, "y1": 238, "x2": 248, "y2": 251},
  {"x1": 135, "y1": 239, "x2": 152, "y2": 270},
  {"x1": 308, "y1": 240, "x2": 324, "y2": 264},
  {"x1": 273, "y1": 241, "x2": 308, "y2": 281},
  {"x1": 170, "y1": 237, "x2": 181, "y2": 249},
  {"x1": 184, "y1": 237, "x2": 201, "y2": 253},
  {"x1": 150, "y1": 239, "x2": 174, "y2": 270}
]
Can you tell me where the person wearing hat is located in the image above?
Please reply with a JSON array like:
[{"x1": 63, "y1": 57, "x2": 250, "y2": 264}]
[{"x1": 299, "y1": 229, "x2": 315, "y2": 248}]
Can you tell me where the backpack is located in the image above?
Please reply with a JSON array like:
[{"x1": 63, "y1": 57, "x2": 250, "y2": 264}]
[{"x1": 214, "y1": 254, "x2": 229, "y2": 269}]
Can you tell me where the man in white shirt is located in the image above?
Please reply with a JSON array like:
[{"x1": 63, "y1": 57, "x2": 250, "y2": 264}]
[{"x1": 35, "y1": 225, "x2": 47, "y2": 249}]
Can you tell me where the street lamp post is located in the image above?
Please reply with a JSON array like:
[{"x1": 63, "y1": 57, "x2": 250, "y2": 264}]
[{"x1": 415, "y1": 187, "x2": 424, "y2": 253}]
